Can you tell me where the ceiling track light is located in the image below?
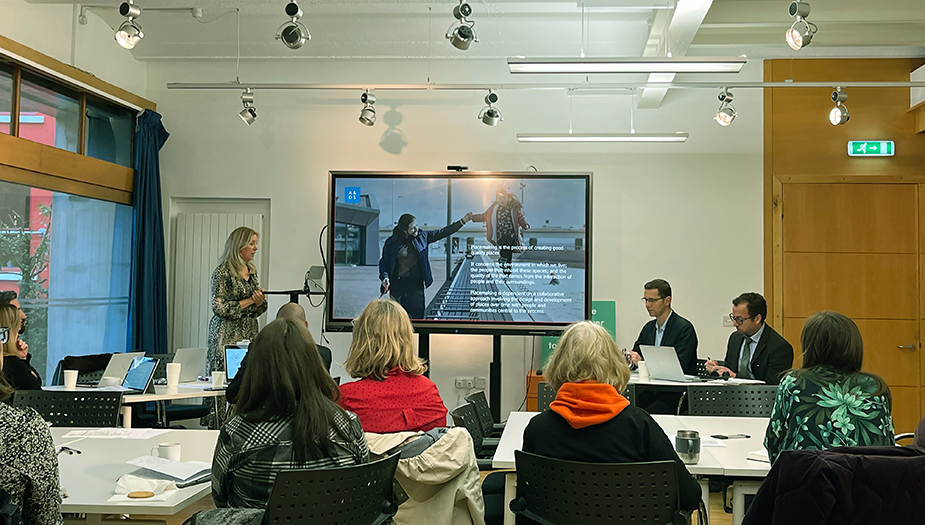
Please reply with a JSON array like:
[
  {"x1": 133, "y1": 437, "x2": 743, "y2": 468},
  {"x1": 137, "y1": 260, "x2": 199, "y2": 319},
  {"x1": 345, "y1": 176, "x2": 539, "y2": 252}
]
[
  {"x1": 786, "y1": 1, "x2": 817, "y2": 50},
  {"x1": 239, "y1": 88, "x2": 257, "y2": 126},
  {"x1": 829, "y1": 87, "x2": 849, "y2": 126},
  {"x1": 715, "y1": 88, "x2": 736, "y2": 126},
  {"x1": 446, "y1": 0, "x2": 478, "y2": 51},
  {"x1": 359, "y1": 90, "x2": 376, "y2": 126},
  {"x1": 115, "y1": 1, "x2": 144, "y2": 49},
  {"x1": 479, "y1": 91, "x2": 502, "y2": 126},
  {"x1": 277, "y1": 1, "x2": 311, "y2": 50}
]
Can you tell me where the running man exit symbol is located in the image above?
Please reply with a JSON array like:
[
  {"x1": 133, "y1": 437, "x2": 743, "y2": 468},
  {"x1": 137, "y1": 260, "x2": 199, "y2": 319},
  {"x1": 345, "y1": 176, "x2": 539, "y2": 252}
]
[
  {"x1": 848, "y1": 141, "x2": 894, "y2": 157},
  {"x1": 345, "y1": 187, "x2": 361, "y2": 203}
]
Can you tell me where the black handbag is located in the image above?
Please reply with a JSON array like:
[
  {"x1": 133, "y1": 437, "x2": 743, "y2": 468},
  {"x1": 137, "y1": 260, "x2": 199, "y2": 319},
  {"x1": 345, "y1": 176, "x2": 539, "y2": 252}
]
[{"x1": 0, "y1": 488, "x2": 23, "y2": 525}]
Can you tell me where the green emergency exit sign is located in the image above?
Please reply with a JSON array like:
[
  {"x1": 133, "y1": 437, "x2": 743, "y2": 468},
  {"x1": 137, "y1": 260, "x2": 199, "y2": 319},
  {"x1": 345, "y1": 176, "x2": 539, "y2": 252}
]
[{"x1": 848, "y1": 141, "x2": 894, "y2": 157}]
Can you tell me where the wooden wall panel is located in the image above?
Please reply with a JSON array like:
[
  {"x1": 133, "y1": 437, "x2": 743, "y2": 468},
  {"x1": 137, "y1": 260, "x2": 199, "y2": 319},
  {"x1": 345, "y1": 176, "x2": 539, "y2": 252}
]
[
  {"x1": 784, "y1": 184, "x2": 917, "y2": 253},
  {"x1": 891, "y1": 386, "x2": 921, "y2": 434},
  {"x1": 767, "y1": 59, "x2": 925, "y2": 178},
  {"x1": 783, "y1": 253, "x2": 917, "y2": 319}
]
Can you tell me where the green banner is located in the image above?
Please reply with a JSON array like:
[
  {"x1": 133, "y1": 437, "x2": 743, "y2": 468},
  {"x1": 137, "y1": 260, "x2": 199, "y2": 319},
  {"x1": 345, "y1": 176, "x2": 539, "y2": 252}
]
[{"x1": 591, "y1": 300, "x2": 616, "y2": 340}]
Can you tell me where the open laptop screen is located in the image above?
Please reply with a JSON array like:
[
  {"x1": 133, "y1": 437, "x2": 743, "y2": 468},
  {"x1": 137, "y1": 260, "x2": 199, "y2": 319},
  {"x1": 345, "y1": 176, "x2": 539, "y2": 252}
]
[
  {"x1": 225, "y1": 345, "x2": 248, "y2": 381},
  {"x1": 123, "y1": 356, "x2": 158, "y2": 391}
]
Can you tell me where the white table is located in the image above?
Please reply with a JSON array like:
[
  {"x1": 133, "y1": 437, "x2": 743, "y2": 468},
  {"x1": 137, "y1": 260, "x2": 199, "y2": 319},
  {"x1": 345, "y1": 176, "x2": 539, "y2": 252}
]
[
  {"x1": 54, "y1": 428, "x2": 219, "y2": 525},
  {"x1": 492, "y1": 412, "x2": 771, "y2": 525},
  {"x1": 45, "y1": 382, "x2": 227, "y2": 428}
]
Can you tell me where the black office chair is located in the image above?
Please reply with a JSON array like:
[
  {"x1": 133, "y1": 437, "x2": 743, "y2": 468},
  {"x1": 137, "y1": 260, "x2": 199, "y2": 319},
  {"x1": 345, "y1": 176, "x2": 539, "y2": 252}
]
[
  {"x1": 264, "y1": 454, "x2": 401, "y2": 525},
  {"x1": 12, "y1": 390, "x2": 123, "y2": 427},
  {"x1": 537, "y1": 382, "x2": 556, "y2": 411},
  {"x1": 51, "y1": 353, "x2": 113, "y2": 386},
  {"x1": 510, "y1": 451, "x2": 693, "y2": 525},
  {"x1": 687, "y1": 384, "x2": 778, "y2": 417},
  {"x1": 449, "y1": 403, "x2": 494, "y2": 470},
  {"x1": 622, "y1": 383, "x2": 636, "y2": 405},
  {"x1": 465, "y1": 390, "x2": 503, "y2": 448}
]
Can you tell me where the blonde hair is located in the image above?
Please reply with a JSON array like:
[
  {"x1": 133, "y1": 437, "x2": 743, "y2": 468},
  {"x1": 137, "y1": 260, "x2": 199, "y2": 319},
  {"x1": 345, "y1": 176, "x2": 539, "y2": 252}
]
[
  {"x1": 345, "y1": 299, "x2": 426, "y2": 381},
  {"x1": 545, "y1": 321, "x2": 630, "y2": 392},
  {"x1": 0, "y1": 304, "x2": 22, "y2": 357},
  {"x1": 220, "y1": 226, "x2": 259, "y2": 278}
]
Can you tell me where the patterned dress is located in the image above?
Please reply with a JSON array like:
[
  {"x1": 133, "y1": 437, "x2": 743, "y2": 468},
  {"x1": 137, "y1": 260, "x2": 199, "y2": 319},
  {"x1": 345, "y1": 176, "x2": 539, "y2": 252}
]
[
  {"x1": 205, "y1": 264, "x2": 268, "y2": 427},
  {"x1": 0, "y1": 403, "x2": 63, "y2": 525},
  {"x1": 207, "y1": 264, "x2": 268, "y2": 374},
  {"x1": 764, "y1": 366, "x2": 894, "y2": 464}
]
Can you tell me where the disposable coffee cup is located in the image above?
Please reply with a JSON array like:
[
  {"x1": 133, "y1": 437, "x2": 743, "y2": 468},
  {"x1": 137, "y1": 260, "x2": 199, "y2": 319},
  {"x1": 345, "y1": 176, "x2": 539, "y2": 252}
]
[
  {"x1": 212, "y1": 371, "x2": 226, "y2": 388},
  {"x1": 63, "y1": 370, "x2": 78, "y2": 390},
  {"x1": 676, "y1": 429, "x2": 701, "y2": 464},
  {"x1": 637, "y1": 361, "x2": 650, "y2": 379},
  {"x1": 150, "y1": 442, "x2": 181, "y2": 462},
  {"x1": 166, "y1": 363, "x2": 181, "y2": 388}
]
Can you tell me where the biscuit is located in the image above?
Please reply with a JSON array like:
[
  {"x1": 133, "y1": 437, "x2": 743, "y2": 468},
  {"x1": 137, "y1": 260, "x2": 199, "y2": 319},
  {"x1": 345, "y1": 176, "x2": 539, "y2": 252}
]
[{"x1": 127, "y1": 491, "x2": 156, "y2": 499}]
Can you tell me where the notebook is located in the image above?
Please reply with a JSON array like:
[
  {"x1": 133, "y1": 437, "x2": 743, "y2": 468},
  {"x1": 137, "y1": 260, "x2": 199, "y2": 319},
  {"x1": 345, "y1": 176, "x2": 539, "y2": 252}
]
[
  {"x1": 172, "y1": 347, "x2": 207, "y2": 383},
  {"x1": 640, "y1": 345, "x2": 708, "y2": 383},
  {"x1": 224, "y1": 345, "x2": 248, "y2": 381}
]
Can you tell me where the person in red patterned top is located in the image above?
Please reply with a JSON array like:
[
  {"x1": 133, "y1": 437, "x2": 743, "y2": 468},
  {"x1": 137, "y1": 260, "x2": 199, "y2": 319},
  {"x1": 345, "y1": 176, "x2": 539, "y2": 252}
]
[{"x1": 338, "y1": 299, "x2": 448, "y2": 433}]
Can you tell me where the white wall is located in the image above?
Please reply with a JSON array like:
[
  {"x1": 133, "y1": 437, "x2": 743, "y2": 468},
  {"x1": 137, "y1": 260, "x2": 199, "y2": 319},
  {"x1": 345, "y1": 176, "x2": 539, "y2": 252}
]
[
  {"x1": 0, "y1": 0, "x2": 147, "y2": 97},
  {"x1": 147, "y1": 56, "x2": 765, "y2": 419}
]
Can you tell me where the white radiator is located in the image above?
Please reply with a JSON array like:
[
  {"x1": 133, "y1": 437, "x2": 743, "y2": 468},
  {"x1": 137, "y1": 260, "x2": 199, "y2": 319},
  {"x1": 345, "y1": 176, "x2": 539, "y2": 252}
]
[{"x1": 171, "y1": 212, "x2": 263, "y2": 350}]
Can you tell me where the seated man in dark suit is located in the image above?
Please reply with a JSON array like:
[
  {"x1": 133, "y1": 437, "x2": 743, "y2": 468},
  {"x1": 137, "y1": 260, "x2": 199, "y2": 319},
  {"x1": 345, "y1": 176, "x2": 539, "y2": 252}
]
[
  {"x1": 705, "y1": 292, "x2": 793, "y2": 385},
  {"x1": 630, "y1": 279, "x2": 698, "y2": 375},
  {"x1": 226, "y1": 302, "x2": 332, "y2": 403}
]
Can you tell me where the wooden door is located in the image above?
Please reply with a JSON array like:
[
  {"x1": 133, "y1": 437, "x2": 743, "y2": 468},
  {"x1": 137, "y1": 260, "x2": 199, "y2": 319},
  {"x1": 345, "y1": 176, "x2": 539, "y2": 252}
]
[{"x1": 781, "y1": 183, "x2": 921, "y2": 433}]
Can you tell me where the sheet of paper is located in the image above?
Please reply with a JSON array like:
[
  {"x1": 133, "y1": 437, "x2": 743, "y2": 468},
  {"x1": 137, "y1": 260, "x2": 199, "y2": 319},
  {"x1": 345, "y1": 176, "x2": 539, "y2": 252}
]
[
  {"x1": 747, "y1": 449, "x2": 770, "y2": 463},
  {"x1": 61, "y1": 428, "x2": 171, "y2": 440},
  {"x1": 705, "y1": 378, "x2": 767, "y2": 385},
  {"x1": 107, "y1": 492, "x2": 176, "y2": 503},
  {"x1": 127, "y1": 456, "x2": 211, "y2": 481}
]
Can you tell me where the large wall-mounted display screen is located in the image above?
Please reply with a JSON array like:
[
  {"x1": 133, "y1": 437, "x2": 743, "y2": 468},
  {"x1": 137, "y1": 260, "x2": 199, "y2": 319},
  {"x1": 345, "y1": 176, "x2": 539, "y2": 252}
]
[{"x1": 327, "y1": 171, "x2": 592, "y2": 334}]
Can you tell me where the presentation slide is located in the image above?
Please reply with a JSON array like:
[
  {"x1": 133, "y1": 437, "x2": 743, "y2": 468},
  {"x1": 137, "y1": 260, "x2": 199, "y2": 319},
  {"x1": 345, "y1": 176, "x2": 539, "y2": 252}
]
[{"x1": 329, "y1": 174, "x2": 589, "y2": 326}]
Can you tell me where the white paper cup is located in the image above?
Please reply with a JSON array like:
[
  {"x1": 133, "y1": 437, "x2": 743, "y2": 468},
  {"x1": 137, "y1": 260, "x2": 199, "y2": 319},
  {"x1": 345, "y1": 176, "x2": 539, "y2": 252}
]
[
  {"x1": 63, "y1": 370, "x2": 78, "y2": 389},
  {"x1": 638, "y1": 361, "x2": 650, "y2": 379},
  {"x1": 212, "y1": 371, "x2": 226, "y2": 388},
  {"x1": 151, "y1": 442, "x2": 181, "y2": 462},
  {"x1": 99, "y1": 376, "x2": 122, "y2": 387},
  {"x1": 166, "y1": 363, "x2": 181, "y2": 388}
]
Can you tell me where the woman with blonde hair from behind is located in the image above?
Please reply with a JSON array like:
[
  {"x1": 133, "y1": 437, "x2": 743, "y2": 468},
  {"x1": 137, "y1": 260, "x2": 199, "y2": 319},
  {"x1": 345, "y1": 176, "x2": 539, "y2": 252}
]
[
  {"x1": 521, "y1": 321, "x2": 702, "y2": 512},
  {"x1": 338, "y1": 299, "x2": 447, "y2": 432}
]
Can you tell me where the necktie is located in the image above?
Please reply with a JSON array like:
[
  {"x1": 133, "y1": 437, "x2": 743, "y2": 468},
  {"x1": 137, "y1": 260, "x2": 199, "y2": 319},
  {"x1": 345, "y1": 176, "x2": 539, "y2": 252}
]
[{"x1": 738, "y1": 336, "x2": 753, "y2": 379}]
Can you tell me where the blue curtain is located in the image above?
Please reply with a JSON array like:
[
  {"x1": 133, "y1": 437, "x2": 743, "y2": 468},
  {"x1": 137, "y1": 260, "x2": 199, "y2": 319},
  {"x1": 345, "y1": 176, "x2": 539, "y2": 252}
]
[{"x1": 129, "y1": 110, "x2": 170, "y2": 353}]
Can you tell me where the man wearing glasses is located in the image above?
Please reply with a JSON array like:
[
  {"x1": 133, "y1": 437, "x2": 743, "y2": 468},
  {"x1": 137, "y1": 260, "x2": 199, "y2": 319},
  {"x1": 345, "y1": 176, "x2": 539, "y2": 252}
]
[
  {"x1": 629, "y1": 279, "x2": 698, "y2": 376},
  {"x1": 705, "y1": 292, "x2": 793, "y2": 385}
]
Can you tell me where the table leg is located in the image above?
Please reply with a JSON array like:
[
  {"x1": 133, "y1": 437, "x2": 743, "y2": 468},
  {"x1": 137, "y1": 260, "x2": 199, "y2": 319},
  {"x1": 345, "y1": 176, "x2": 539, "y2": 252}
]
[
  {"x1": 157, "y1": 400, "x2": 168, "y2": 427},
  {"x1": 698, "y1": 478, "x2": 710, "y2": 525},
  {"x1": 502, "y1": 473, "x2": 517, "y2": 525},
  {"x1": 121, "y1": 406, "x2": 132, "y2": 429}
]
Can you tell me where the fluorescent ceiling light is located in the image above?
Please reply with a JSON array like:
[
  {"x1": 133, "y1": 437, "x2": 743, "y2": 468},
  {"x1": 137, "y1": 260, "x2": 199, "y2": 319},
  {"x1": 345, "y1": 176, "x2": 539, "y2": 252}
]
[
  {"x1": 508, "y1": 57, "x2": 747, "y2": 74},
  {"x1": 517, "y1": 133, "x2": 689, "y2": 143}
]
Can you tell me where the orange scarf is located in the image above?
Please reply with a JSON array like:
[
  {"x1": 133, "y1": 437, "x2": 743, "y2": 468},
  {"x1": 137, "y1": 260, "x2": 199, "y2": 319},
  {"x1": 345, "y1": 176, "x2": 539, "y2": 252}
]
[{"x1": 549, "y1": 381, "x2": 630, "y2": 429}]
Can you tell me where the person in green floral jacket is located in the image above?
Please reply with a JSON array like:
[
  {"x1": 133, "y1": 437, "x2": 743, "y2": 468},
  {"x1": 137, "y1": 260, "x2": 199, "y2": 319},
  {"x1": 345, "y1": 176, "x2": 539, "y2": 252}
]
[{"x1": 765, "y1": 311, "x2": 894, "y2": 464}]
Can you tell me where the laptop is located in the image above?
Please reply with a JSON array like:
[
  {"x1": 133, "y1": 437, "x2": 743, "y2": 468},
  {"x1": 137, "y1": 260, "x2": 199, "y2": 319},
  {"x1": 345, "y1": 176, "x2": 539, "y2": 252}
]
[
  {"x1": 640, "y1": 345, "x2": 708, "y2": 383},
  {"x1": 172, "y1": 347, "x2": 208, "y2": 383},
  {"x1": 80, "y1": 351, "x2": 145, "y2": 386},
  {"x1": 224, "y1": 345, "x2": 248, "y2": 382},
  {"x1": 118, "y1": 356, "x2": 160, "y2": 394}
]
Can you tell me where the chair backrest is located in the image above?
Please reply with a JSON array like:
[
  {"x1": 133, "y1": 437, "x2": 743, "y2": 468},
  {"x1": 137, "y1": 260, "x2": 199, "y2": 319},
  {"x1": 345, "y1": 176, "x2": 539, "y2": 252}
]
[
  {"x1": 537, "y1": 382, "x2": 556, "y2": 411},
  {"x1": 622, "y1": 383, "x2": 636, "y2": 405},
  {"x1": 147, "y1": 353, "x2": 173, "y2": 380},
  {"x1": 449, "y1": 402, "x2": 484, "y2": 455},
  {"x1": 263, "y1": 454, "x2": 400, "y2": 525},
  {"x1": 695, "y1": 359, "x2": 710, "y2": 378},
  {"x1": 511, "y1": 450, "x2": 682, "y2": 525},
  {"x1": 687, "y1": 384, "x2": 778, "y2": 417},
  {"x1": 12, "y1": 390, "x2": 123, "y2": 427},
  {"x1": 465, "y1": 390, "x2": 494, "y2": 437}
]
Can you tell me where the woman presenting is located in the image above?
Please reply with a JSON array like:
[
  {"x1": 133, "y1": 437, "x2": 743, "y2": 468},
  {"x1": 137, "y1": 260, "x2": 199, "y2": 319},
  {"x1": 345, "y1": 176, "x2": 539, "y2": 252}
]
[
  {"x1": 207, "y1": 227, "x2": 267, "y2": 424},
  {"x1": 379, "y1": 212, "x2": 471, "y2": 319}
]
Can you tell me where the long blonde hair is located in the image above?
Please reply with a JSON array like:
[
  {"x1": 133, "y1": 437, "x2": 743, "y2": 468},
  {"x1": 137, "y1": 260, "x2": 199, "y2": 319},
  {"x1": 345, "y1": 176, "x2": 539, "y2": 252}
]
[
  {"x1": 345, "y1": 299, "x2": 426, "y2": 381},
  {"x1": 220, "y1": 226, "x2": 259, "y2": 278},
  {"x1": 0, "y1": 304, "x2": 22, "y2": 357},
  {"x1": 545, "y1": 321, "x2": 630, "y2": 392}
]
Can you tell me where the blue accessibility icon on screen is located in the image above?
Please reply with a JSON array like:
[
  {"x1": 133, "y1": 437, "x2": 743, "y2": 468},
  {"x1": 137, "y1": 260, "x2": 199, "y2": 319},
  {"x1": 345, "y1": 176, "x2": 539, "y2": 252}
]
[{"x1": 345, "y1": 187, "x2": 361, "y2": 203}]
